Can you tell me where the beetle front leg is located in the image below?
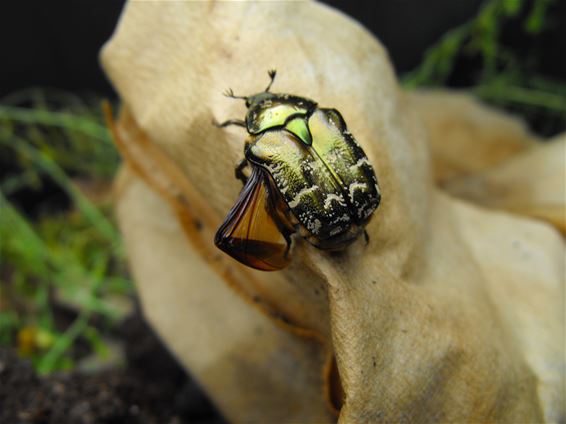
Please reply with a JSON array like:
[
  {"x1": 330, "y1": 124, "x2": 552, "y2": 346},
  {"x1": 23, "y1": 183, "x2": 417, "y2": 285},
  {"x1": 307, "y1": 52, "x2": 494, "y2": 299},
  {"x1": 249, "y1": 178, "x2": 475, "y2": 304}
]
[
  {"x1": 235, "y1": 159, "x2": 250, "y2": 184},
  {"x1": 213, "y1": 118, "x2": 246, "y2": 128}
]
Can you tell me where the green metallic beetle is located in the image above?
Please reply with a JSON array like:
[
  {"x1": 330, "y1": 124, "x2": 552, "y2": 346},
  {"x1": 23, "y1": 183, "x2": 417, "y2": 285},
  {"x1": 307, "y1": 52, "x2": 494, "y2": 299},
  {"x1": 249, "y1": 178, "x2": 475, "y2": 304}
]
[{"x1": 214, "y1": 70, "x2": 381, "y2": 271}]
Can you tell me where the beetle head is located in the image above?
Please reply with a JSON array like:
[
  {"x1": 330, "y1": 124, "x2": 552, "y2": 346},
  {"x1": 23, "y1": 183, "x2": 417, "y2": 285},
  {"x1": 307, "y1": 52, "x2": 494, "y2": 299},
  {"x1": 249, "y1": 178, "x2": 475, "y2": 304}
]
[
  {"x1": 224, "y1": 70, "x2": 278, "y2": 108},
  {"x1": 245, "y1": 69, "x2": 278, "y2": 107},
  {"x1": 245, "y1": 91, "x2": 278, "y2": 108}
]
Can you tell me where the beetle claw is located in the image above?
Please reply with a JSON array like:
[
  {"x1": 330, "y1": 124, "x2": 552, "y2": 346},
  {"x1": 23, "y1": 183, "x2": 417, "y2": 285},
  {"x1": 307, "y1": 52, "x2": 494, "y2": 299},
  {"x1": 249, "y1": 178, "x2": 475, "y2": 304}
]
[
  {"x1": 265, "y1": 69, "x2": 277, "y2": 92},
  {"x1": 223, "y1": 88, "x2": 247, "y2": 101}
]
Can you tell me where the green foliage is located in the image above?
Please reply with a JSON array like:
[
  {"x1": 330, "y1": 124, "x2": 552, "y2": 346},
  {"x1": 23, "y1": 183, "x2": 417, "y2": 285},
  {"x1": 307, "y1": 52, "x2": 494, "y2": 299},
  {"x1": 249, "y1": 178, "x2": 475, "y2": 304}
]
[
  {"x1": 525, "y1": 0, "x2": 555, "y2": 33},
  {"x1": 1, "y1": 0, "x2": 563, "y2": 375},
  {"x1": 402, "y1": 0, "x2": 566, "y2": 134},
  {"x1": 0, "y1": 90, "x2": 132, "y2": 374}
]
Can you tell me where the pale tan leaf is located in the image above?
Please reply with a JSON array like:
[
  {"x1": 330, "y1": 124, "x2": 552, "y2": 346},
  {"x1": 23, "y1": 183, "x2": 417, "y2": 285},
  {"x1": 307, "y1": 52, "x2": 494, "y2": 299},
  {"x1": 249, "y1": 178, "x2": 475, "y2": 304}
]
[{"x1": 101, "y1": 2, "x2": 565, "y2": 422}]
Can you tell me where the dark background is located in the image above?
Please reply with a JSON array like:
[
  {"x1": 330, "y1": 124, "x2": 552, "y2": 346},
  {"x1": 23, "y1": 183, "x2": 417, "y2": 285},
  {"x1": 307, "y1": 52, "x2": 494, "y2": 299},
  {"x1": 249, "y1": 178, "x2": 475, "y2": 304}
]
[
  {"x1": 1, "y1": 1, "x2": 564, "y2": 225},
  {"x1": 1, "y1": 1, "x2": 564, "y2": 97},
  {"x1": 0, "y1": 0, "x2": 514, "y2": 97}
]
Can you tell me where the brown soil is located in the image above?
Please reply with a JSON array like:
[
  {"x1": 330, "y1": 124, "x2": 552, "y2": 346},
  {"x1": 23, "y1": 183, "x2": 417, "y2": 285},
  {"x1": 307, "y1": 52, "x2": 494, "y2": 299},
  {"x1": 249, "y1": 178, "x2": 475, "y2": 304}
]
[{"x1": 0, "y1": 313, "x2": 225, "y2": 424}]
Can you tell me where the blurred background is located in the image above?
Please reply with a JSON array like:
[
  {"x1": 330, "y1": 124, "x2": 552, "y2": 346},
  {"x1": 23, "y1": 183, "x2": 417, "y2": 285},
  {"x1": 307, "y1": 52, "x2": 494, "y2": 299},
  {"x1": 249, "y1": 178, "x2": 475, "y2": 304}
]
[{"x1": 1, "y1": 0, "x2": 564, "y2": 422}]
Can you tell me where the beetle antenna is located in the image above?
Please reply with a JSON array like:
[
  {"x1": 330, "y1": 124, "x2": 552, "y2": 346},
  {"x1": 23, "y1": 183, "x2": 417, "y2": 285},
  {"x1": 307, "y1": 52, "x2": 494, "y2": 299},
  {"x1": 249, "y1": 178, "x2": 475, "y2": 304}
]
[
  {"x1": 223, "y1": 88, "x2": 247, "y2": 101},
  {"x1": 264, "y1": 69, "x2": 277, "y2": 92}
]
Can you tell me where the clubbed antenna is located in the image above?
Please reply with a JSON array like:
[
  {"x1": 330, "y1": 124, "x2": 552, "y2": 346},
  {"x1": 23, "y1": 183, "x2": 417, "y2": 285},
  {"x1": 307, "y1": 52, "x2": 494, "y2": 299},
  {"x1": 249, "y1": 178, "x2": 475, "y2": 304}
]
[
  {"x1": 223, "y1": 88, "x2": 247, "y2": 101},
  {"x1": 264, "y1": 69, "x2": 277, "y2": 92}
]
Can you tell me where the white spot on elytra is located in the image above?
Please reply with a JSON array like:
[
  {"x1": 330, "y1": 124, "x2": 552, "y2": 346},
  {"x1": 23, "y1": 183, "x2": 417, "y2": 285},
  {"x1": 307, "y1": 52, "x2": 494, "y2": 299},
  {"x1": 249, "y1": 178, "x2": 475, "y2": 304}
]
[
  {"x1": 331, "y1": 214, "x2": 351, "y2": 226},
  {"x1": 329, "y1": 226, "x2": 343, "y2": 236},
  {"x1": 324, "y1": 193, "x2": 346, "y2": 210},
  {"x1": 348, "y1": 182, "x2": 367, "y2": 202},
  {"x1": 307, "y1": 219, "x2": 322, "y2": 234},
  {"x1": 266, "y1": 163, "x2": 283, "y2": 175},
  {"x1": 337, "y1": 214, "x2": 350, "y2": 222},
  {"x1": 349, "y1": 157, "x2": 370, "y2": 171},
  {"x1": 279, "y1": 181, "x2": 289, "y2": 195},
  {"x1": 288, "y1": 185, "x2": 319, "y2": 208}
]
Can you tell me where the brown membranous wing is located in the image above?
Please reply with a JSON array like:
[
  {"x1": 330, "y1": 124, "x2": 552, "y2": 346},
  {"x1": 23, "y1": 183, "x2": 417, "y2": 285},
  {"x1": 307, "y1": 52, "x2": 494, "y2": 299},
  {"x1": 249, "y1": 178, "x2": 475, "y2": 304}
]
[{"x1": 214, "y1": 166, "x2": 293, "y2": 271}]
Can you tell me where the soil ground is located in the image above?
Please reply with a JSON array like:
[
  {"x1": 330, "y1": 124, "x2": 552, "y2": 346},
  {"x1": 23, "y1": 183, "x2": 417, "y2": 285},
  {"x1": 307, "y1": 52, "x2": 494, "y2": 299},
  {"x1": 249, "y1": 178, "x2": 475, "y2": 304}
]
[{"x1": 0, "y1": 312, "x2": 226, "y2": 424}]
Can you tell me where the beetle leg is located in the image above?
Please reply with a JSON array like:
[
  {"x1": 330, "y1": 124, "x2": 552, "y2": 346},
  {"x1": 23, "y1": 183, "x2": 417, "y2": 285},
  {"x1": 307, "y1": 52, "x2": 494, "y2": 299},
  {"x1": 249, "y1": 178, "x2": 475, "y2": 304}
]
[
  {"x1": 264, "y1": 69, "x2": 277, "y2": 92},
  {"x1": 213, "y1": 118, "x2": 246, "y2": 128},
  {"x1": 235, "y1": 159, "x2": 250, "y2": 184},
  {"x1": 282, "y1": 231, "x2": 293, "y2": 259},
  {"x1": 363, "y1": 229, "x2": 370, "y2": 245},
  {"x1": 223, "y1": 88, "x2": 248, "y2": 101}
]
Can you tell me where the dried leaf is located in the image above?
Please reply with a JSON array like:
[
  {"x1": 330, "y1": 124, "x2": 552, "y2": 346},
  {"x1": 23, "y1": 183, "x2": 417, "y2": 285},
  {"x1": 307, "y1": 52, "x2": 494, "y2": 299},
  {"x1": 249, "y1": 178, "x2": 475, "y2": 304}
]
[
  {"x1": 408, "y1": 90, "x2": 537, "y2": 183},
  {"x1": 444, "y1": 134, "x2": 566, "y2": 234},
  {"x1": 101, "y1": 1, "x2": 565, "y2": 422}
]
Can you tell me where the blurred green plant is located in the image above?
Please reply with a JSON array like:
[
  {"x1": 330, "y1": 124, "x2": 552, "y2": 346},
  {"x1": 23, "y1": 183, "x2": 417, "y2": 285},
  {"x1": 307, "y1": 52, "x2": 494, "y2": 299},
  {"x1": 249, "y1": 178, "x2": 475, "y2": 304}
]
[
  {"x1": 1, "y1": 0, "x2": 564, "y2": 376},
  {"x1": 403, "y1": 0, "x2": 566, "y2": 136},
  {"x1": 0, "y1": 90, "x2": 132, "y2": 374}
]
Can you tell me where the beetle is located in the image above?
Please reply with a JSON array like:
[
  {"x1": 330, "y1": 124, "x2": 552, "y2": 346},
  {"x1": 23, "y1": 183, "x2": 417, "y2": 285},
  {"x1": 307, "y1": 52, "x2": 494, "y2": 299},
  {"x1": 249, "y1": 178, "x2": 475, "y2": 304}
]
[{"x1": 214, "y1": 70, "x2": 381, "y2": 271}]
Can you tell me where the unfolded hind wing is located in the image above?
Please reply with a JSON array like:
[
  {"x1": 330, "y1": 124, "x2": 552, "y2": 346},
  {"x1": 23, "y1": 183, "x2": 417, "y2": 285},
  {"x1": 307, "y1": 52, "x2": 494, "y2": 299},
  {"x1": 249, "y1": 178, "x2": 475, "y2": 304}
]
[{"x1": 214, "y1": 167, "x2": 291, "y2": 271}]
